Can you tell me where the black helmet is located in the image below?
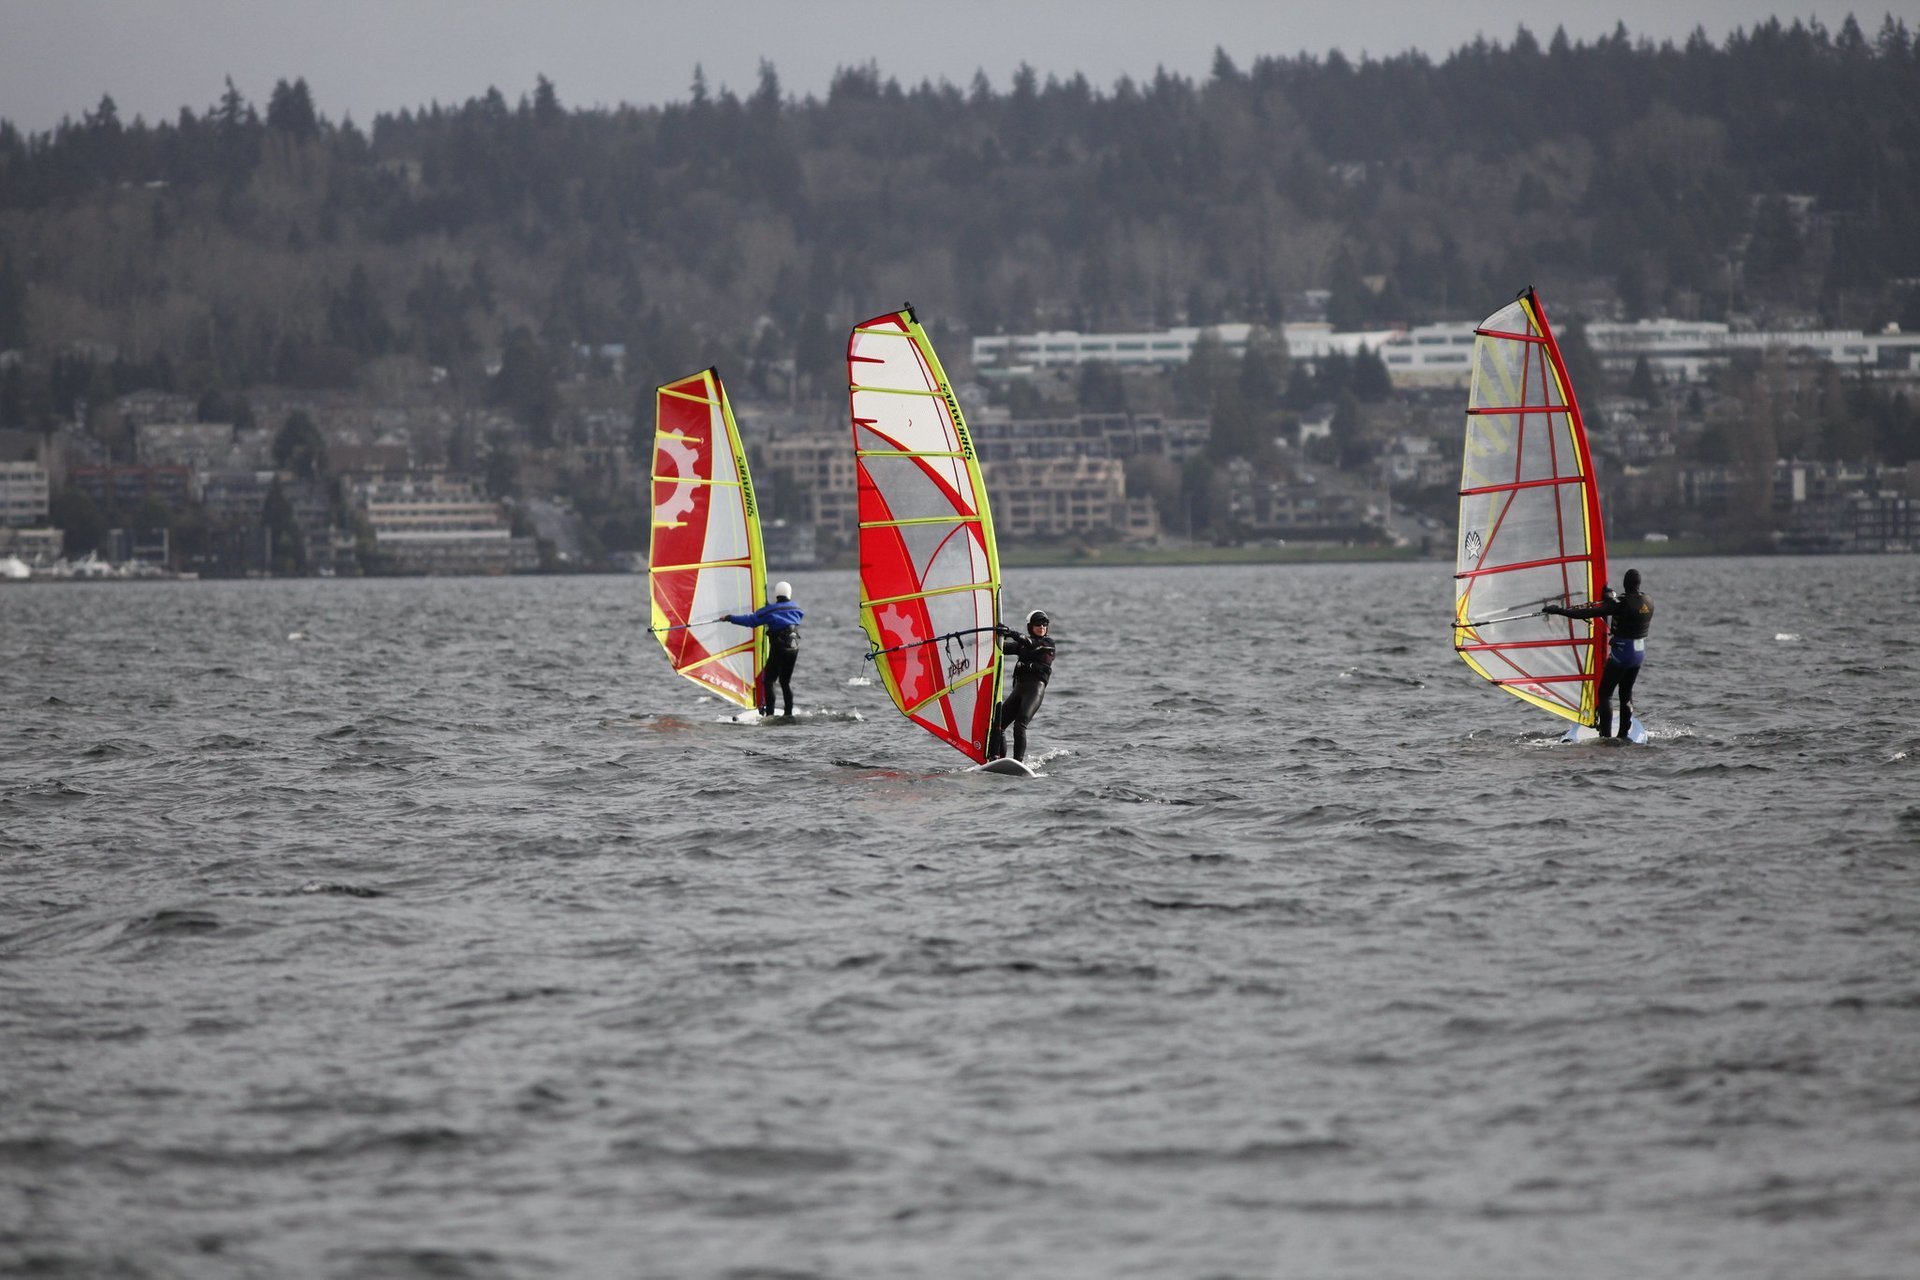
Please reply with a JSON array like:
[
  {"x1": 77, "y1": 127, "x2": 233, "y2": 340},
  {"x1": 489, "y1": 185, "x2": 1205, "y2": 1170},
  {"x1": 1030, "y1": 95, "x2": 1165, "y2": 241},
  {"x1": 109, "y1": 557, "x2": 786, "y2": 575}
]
[
  {"x1": 1026, "y1": 610, "x2": 1050, "y2": 628},
  {"x1": 1622, "y1": 568, "x2": 1641, "y2": 592}
]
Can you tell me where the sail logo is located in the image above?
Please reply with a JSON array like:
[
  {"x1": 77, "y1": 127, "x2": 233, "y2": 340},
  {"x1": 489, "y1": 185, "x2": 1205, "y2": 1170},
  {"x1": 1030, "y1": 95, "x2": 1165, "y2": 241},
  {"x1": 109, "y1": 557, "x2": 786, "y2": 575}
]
[
  {"x1": 736, "y1": 455, "x2": 756, "y2": 518},
  {"x1": 947, "y1": 653, "x2": 970, "y2": 681},
  {"x1": 1463, "y1": 530, "x2": 1483, "y2": 562},
  {"x1": 939, "y1": 383, "x2": 974, "y2": 460}
]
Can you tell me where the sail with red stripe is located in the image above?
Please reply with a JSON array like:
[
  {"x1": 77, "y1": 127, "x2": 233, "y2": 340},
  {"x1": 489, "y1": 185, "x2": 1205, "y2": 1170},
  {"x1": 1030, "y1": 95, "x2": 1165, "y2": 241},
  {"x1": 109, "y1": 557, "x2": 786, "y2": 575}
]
[
  {"x1": 1453, "y1": 289, "x2": 1609, "y2": 726},
  {"x1": 849, "y1": 307, "x2": 1004, "y2": 762},
  {"x1": 649, "y1": 368, "x2": 767, "y2": 708}
]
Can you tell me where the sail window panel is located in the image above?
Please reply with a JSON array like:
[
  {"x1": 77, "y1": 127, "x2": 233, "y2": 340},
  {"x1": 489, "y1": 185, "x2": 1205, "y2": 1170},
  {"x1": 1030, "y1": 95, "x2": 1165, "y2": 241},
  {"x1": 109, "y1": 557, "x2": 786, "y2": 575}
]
[
  {"x1": 859, "y1": 454, "x2": 980, "y2": 523},
  {"x1": 852, "y1": 391, "x2": 964, "y2": 458},
  {"x1": 1487, "y1": 486, "x2": 1579, "y2": 569},
  {"x1": 690, "y1": 563, "x2": 753, "y2": 631},
  {"x1": 1512, "y1": 410, "x2": 1581, "y2": 485},
  {"x1": 856, "y1": 422, "x2": 975, "y2": 498},
  {"x1": 891, "y1": 511, "x2": 986, "y2": 587},
  {"x1": 701, "y1": 484, "x2": 751, "y2": 563},
  {"x1": 918, "y1": 675, "x2": 992, "y2": 752}
]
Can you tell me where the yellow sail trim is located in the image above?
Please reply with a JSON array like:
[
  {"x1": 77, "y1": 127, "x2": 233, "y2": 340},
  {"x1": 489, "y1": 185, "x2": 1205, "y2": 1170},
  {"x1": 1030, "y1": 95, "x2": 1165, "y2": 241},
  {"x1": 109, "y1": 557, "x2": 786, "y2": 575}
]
[
  {"x1": 659, "y1": 387, "x2": 716, "y2": 407},
  {"x1": 682, "y1": 638, "x2": 758, "y2": 666},
  {"x1": 865, "y1": 581, "x2": 992, "y2": 609},
  {"x1": 902, "y1": 663, "x2": 998, "y2": 716},
  {"x1": 653, "y1": 555, "x2": 755, "y2": 572},
  {"x1": 858, "y1": 514, "x2": 975, "y2": 529}
]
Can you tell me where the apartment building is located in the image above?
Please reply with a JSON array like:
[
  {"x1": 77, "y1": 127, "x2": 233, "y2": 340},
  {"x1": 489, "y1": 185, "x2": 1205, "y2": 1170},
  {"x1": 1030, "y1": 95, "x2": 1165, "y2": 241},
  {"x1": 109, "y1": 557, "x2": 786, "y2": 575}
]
[
  {"x1": 0, "y1": 460, "x2": 50, "y2": 525},
  {"x1": 350, "y1": 474, "x2": 538, "y2": 575}
]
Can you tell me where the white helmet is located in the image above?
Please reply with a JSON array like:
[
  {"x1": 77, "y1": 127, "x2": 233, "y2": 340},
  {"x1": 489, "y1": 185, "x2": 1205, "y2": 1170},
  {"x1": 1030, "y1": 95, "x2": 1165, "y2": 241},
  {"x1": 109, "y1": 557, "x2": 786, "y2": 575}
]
[
  {"x1": 1026, "y1": 609, "x2": 1050, "y2": 628},
  {"x1": 773, "y1": 581, "x2": 792, "y2": 600}
]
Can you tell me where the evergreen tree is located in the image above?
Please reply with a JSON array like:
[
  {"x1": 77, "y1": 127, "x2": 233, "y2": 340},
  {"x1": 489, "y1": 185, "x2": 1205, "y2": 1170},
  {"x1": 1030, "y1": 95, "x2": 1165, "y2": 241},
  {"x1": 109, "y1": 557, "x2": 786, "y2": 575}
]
[
  {"x1": 328, "y1": 264, "x2": 394, "y2": 356},
  {"x1": 266, "y1": 78, "x2": 320, "y2": 141},
  {"x1": 262, "y1": 476, "x2": 307, "y2": 574},
  {"x1": 491, "y1": 327, "x2": 558, "y2": 444},
  {"x1": 273, "y1": 410, "x2": 327, "y2": 480},
  {"x1": 1351, "y1": 345, "x2": 1393, "y2": 401},
  {"x1": 1629, "y1": 355, "x2": 1658, "y2": 403},
  {"x1": 50, "y1": 488, "x2": 107, "y2": 557},
  {"x1": 1076, "y1": 361, "x2": 1127, "y2": 412},
  {"x1": 0, "y1": 254, "x2": 27, "y2": 351},
  {"x1": 532, "y1": 75, "x2": 562, "y2": 128}
]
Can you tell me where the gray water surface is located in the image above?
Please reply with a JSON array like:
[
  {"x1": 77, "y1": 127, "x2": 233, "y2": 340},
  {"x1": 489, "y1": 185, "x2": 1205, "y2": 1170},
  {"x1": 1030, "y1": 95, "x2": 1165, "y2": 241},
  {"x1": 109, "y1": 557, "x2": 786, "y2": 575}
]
[{"x1": 3, "y1": 556, "x2": 1918, "y2": 1278}]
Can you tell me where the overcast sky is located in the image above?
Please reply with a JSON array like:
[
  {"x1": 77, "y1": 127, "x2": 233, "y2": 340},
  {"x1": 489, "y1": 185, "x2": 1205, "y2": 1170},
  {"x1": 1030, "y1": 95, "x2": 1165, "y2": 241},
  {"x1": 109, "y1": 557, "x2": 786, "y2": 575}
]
[{"x1": 4, "y1": 0, "x2": 1917, "y2": 133}]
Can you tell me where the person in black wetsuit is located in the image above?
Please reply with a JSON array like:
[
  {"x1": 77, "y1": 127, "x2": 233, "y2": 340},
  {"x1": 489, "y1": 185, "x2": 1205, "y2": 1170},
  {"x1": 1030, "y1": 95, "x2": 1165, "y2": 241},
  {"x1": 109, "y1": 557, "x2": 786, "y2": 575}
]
[
  {"x1": 723, "y1": 581, "x2": 803, "y2": 718},
  {"x1": 1545, "y1": 567, "x2": 1654, "y2": 739},
  {"x1": 987, "y1": 610, "x2": 1056, "y2": 762}
]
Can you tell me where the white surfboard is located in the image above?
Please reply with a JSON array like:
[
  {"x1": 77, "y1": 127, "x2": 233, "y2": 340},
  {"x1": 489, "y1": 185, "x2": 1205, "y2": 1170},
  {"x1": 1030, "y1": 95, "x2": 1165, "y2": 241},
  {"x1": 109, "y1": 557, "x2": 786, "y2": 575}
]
[
  {"x1": 974, "y1": 756, "x2": 1038, "y2": 777},
  {"x1": 1561, "y1": 715, "x2": 1649, "y2": 745}
]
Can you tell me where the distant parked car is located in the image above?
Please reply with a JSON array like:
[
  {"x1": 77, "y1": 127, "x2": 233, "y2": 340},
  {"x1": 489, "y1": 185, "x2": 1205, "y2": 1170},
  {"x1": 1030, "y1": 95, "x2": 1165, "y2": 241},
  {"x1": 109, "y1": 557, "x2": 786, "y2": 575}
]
[{"x1": 1644, "y1": 532, "x2": 1670, "y2": 542}]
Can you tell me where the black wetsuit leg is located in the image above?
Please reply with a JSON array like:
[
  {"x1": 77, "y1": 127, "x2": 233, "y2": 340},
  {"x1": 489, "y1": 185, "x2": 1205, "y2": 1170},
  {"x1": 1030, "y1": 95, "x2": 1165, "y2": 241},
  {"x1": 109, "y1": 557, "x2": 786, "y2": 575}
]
[
  {"x1": 994, "y1": 679, "x2": 1046, "y2": 761},
  {"x1": 766, "y1": 649, "x2": 797, "y2": 717},
  {"x1": 1595, "y1": 662, "x2": 1622, "y2": 738},
  {"x1": 1614, "y1": 663, "x2": 1641, "y2": 737}
]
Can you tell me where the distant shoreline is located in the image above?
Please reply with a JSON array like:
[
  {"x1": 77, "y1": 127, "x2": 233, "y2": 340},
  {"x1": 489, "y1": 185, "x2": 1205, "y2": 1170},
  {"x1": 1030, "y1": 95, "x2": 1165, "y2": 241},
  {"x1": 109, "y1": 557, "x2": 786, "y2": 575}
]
[
  {"x1": 0, "y1": 538, "x2": 1875, "y2": 583},
  {"x1": 995, "y1": 537, "x2": 1755, "y2": 569}
]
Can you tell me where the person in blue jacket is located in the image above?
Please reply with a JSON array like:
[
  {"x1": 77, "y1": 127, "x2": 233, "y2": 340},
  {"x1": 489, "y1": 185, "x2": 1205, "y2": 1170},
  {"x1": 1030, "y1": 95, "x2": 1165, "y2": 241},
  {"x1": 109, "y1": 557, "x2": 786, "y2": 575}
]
[
  {"x1": 724, "y1": 581, "x2": 804, "y2": 718},
  {"x1": 1544, "y1": 567, "x2": 1653, "y2": 738}
]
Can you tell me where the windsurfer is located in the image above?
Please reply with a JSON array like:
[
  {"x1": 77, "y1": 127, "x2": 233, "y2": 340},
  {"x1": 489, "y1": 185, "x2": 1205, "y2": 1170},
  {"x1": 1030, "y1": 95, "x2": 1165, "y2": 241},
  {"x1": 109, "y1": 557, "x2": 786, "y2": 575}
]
[
  {"x1": 1545, "y1": 568, "x2": 1653, "y2": 738},
  {"x1": 724, "y1": 582, "x2": 804, "y2": 718},
  {"x1": 987, "y1": 610, "x2": 1055, "y2": 761}
]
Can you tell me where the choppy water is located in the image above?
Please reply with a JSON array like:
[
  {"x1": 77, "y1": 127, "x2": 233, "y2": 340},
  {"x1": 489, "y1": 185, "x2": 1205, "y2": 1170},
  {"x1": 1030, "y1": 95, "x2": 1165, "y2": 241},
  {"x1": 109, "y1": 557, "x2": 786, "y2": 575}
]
[{"x1": 3, "y1": 555, "x2": 1918, "y2": 1279}]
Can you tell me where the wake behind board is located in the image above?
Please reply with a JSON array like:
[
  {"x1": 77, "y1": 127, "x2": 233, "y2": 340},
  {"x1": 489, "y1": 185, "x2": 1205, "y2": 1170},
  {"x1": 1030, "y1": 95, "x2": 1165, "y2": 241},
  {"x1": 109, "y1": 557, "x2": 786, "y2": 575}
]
[
  {"x1": 974, "y1": 757, "x2": 1038, "y2": 777},
  {"x1": 1561, "y1": 715, "x2": 1649, "y2": 745}
]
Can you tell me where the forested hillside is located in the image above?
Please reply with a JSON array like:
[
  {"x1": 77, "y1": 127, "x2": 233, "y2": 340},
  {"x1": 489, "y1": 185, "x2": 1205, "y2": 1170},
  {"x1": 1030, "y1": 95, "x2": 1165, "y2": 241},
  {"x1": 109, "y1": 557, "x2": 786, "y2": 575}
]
[{"x1": 3, "y1": 13, "x2": 1917, "y2": 414}]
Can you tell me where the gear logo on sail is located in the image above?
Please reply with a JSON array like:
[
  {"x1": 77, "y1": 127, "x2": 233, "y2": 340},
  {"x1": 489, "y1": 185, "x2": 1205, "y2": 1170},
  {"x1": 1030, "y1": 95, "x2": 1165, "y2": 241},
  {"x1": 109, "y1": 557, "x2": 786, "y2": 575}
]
[{"x1": 1463, "y1": 529, "x2": 1483, "y2": 563}]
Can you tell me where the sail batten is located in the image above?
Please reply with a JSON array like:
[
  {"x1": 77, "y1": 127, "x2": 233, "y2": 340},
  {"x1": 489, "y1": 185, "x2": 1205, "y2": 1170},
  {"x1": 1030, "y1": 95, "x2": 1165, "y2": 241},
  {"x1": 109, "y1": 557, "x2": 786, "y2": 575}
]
[
  {"x1": 1454, "y1": 289, "x2": 1609, "y2": 727},
  {"x1": 649, "y1": 368, "x2": 767, "y2": 709},
  {"x1": 849, "y1": 308, "x2": 1003, "y2": 763}
]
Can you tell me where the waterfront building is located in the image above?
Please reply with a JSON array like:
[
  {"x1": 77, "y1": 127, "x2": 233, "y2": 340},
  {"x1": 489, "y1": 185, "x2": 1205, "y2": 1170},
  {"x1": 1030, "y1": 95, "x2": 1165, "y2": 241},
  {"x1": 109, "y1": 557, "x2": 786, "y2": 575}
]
[
  {"x1": 1, "y1": 460, "x2": 50, "y2": 525},
  {"x1": 349, "y1": 474, "x2": 538, "y2": 575}
]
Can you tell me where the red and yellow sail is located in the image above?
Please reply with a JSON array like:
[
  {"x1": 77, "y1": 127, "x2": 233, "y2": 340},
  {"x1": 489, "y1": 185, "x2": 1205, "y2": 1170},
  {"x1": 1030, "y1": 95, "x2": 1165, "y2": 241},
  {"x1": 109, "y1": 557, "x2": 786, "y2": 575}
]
[
  {"x1": 849, "y1": 308, "x2": 1003, "y2": 762},
  {"x1": 1453, "y1": 289, "x2": 1610, "y2": 726},
  {"x1": 650, "y1": 368, "x2": 767, "y2": 707}
]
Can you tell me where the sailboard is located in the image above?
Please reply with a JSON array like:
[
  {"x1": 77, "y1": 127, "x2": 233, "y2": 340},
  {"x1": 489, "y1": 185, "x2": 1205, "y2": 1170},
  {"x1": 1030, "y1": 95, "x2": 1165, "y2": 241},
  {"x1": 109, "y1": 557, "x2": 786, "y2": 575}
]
[
  {"x1": 1453, "y1": 288, "x2": 1630, "y2": 736},
  {"x1": 648, "y1": 367, "x2": 767, "y2": 708},
  {"x1": 849, "y1": 306, "x2": 1005, "y2": 763}
]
